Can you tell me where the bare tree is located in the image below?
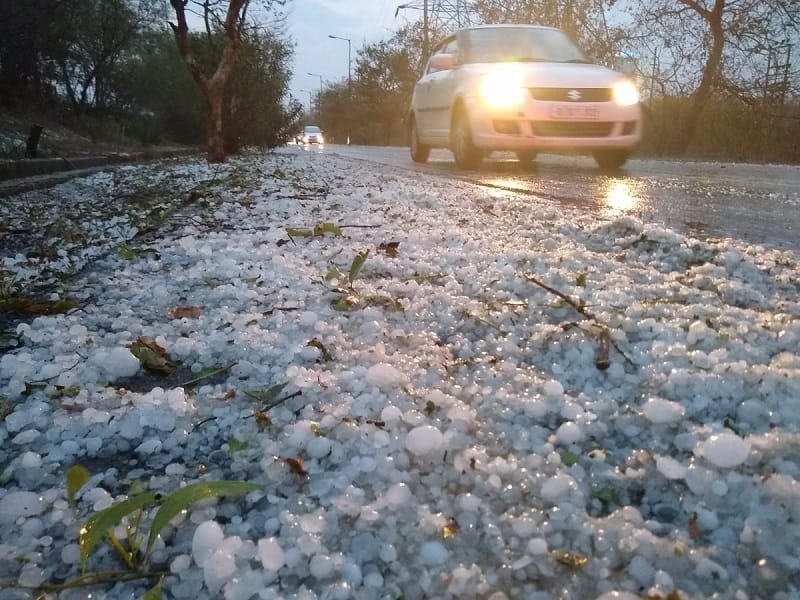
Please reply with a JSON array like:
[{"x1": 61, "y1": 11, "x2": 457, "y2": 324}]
[
  {"x1": 168, "y1": 0, "x2": 250, "y2": 163},
  {"x1": 628, "y1": 0, "x2": 799, "y2": 154}
]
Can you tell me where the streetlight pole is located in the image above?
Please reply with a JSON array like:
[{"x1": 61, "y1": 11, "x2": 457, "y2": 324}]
[
  {"x1": 299, "y1": 89, "x2": 312, "y2": 114},
  {"x1": 308, "y1": 72, "x2": 324, "y2": 114},
  {"x1": 328, "y1": 34, "x2": 352, "y2": 144}
]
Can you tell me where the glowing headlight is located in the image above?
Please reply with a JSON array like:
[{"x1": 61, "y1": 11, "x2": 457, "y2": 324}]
[
  {"x1": 318, "y1": 135, "x2": 324, "y2": 144},
  {"x1": 303, "y1": 136, "x2": 309, "y2": 143},
  {"x1": 479, "y1": 72, "x2": 526, "y2": 109},
  {"x1": 613, "y1": 80, "x2": 639, "y2": 106}
]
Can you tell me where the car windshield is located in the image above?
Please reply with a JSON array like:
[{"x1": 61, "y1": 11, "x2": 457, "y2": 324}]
[
  {"x1": 304, "y1": 126, "x2": 321, "y2": 133},
  {"x1": 461, "y1": 27, "x2": 588, "y2": 64}
]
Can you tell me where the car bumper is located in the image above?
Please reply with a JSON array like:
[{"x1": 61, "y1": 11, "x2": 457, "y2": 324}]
[{"x1": 463, "y1": 96, "x2": 642, "y2": 151}]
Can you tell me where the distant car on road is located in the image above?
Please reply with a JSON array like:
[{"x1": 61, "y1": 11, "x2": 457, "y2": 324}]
[
  {"x1": 299, "y1": 125, "x2": 324, "y2": 145},
  {"x1": 408, "y1": 25, "x2": 642, "y2": 169}
]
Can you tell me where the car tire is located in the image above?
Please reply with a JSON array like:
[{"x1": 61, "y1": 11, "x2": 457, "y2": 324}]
[
  {"x1": 516, "y1": 151, "x2": 537, "y2": 164},
  {"x1": 593, "y1": 150, "x2": 630, "y2": 169},
  {"x1": 409, "y1": 116, "x2": 430, "y2": 163},
  {"x1": 451, "y1": 107, "x2": 482, "y2": 170}
]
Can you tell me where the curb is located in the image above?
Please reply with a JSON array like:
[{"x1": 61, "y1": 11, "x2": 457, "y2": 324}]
[{"x1": 0, "y1": 148, "x2": 200, "y2": 196}]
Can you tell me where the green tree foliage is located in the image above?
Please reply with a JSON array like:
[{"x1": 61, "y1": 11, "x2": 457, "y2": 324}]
[{"x1": 116, "y1": 29, "x2": 300, "y2": 150}]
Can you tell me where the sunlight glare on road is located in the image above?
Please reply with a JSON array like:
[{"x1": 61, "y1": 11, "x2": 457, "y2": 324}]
[{"x1": 602, "y1": 180, "x2": 642, "y2": 216}]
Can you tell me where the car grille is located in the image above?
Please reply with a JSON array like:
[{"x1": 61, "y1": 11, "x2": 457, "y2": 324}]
[
  {"x1": 531, "y1": 121, "x2": 614, "y2": 137},
  {"x1": 529, "y1": 88, "x2": 612, "y2": 102}
]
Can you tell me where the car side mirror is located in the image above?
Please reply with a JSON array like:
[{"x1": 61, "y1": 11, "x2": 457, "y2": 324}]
[{"x1": 429, "y1": 53, "x2": 455, "y2": 72}]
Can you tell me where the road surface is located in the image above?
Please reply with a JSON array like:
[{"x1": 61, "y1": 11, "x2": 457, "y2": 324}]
[{"x1": 308, "y1": 144, "x2": 800, "y2": 252}]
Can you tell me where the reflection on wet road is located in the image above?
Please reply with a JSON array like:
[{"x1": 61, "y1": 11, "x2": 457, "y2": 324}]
[{"x1": 326, "y1": 145, "x2": 800, "y2": 252}]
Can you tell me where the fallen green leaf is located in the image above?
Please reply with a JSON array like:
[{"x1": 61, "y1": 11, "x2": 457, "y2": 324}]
[
  {"x1": 244, "y1": 381, "x2": 289, "y2": 405},
  {"x1": 591, "y1": 484, "x2": 620, "y2": 505},
  {"x1": 145, "y1": 481, "x2": 260, "y2": 559},
  {"x1": 286, "y1": 227, "x2": 313, "y2": 237},
  {"x1": 560, "y1": 449, "x2": 579, "y2": 467},
  {"x1": 117, "y1": 243, "x2": 137, "y2": 260},
  {"x1": 348, "y1": 249, "x2": 369, "y2": 285},
  {"x1": 80, "y1": 493, "x2": 157, "y2": 573},
  {"x1": 227, "y1": 439, "x2": 249, "y2": 453},
  {"x1": 142, "y1": 578, "x2": 163, "y2": 600},
  {"x1": 307, "y1": 338, "x2": 333, "y2": 361},
  {"x1": 66, "y1": 465, "x2": 91, "y2": 510},
  {"x1": 324, "y1": 266, "x2": 345, "y2": 281},
  {"x1": 313, "y1": 222, "x2": 343, "y2": 236},
  {"x1": 331, "y1": 295, "x2": 360, "y2": 311}
]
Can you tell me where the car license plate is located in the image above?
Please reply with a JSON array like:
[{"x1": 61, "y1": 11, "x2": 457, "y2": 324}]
[{"x1": 550, "y1": 104, "x2": 600, "y2": 120}]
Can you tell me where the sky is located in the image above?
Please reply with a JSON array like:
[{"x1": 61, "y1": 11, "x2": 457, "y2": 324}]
[{"x1": 283, "y1": 0, "x2": 413, "y2": 110}]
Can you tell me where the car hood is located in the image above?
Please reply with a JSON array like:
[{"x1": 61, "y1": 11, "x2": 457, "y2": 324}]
[{"x1": 463, "y1": 62, "x2": 625, "y2": 87}]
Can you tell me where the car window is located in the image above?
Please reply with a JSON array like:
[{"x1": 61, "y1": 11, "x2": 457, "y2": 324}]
[
  {"x1": 461, "y1": 27, "x2": 588, "y2": 64},
  {"x1": 304, "y1": 126, "x2": 320, "y2": 133}
]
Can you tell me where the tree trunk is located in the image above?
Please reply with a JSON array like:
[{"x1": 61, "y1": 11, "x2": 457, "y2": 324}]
[
  {"x1": 206, "y1": 82, "x2": 226, "y2": 163},
  {"x1": 169, "y1": 0, "x2": 248, "y2": 164},
  {"x1": 672, "y1": 0, "x2": 726, "y2": 154}
]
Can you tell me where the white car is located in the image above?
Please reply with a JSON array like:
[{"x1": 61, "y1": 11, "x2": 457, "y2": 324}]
[
  {"x1": 300, "y1": 125, "x2": 324, "y2": 145},
  {"x1": 408, "y1": 25, "x2": 642, "y2": 169}
]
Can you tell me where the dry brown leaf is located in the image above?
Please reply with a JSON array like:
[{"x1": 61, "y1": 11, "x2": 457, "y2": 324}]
[{"x1": 168, "y1": 306, "x2": 204, "y2": 319}]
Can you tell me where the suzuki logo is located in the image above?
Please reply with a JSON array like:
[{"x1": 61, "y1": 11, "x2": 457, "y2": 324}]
[{"x1": 567, "y1": 89, "x2": 582, "y2": 101}]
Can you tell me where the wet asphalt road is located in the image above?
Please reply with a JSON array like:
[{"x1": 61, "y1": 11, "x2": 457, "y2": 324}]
[{"x1": 317, "y1": 144, "x2": 800, "y2": 252}]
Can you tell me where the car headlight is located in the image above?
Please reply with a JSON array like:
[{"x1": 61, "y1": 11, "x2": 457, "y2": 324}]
[
  {"x1": 479, "y1": 71, "x2": 526, "y2": 109},
  {"x1": 318, "y1": 135, "x2": 324, "y2": 144},
  {"x1": 613, "y1": 80, "x2": 639, "y2": 106}
]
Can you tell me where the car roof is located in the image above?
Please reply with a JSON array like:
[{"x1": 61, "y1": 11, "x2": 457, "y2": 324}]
[{"x1": 460, "y1": 24, "x2": 560, "y2": 31}]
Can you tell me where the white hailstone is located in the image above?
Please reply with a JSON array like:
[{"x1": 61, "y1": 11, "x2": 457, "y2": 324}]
[
  {"x1": 0, "y1": 491, "x2": 45, "y2": 524},
  {"x1": 204, "y1": 547, "x2": 236, "y2": 594},
  {"x1": 686, "y1": 320, "x2": 710, "y2": 345},
  {"x1": 309, "y1": 554, "x2": 335, "y2": 579},
  {"x1": 697, "y1": 433, "x2": 751, "y2": 468},
  {"x1": 299, "y1": 311, "x2": 318, "y2": 327},
  {"x1": 642, "y1": 398, "x2": 685, "y2": 424},
  {"x1": 103, "y1": 346, "x2": 141, "y2": 379},
  {"x1": 4, "y1": 409, "x2": 31, "y2": 433},
  {"x1": 511, "y1": 518, "x2": 537, "y2": 537},
  {"x1": 419, "y1": 541, "x2": 449, "y2": 566},
  {"x1": 384, "y1": 483, "x2": 412, "y2": 508},
  {"x1": 136, "y1": 438, "x2": 163, "y2": 455},
  {"x1": 170, "y1": 554, "x2": 192, "y2": 574},
  {"x1": 365, "y1": 363, "x2": 405, "y2": 389},
  {"x1": 655, "y1": 455, "x2": 687, "y2": 480},
  {"x1": 306, "y1": 436, "x2": 332, "y2": 459},
  {"x1": 192, "y1": 520, "x2": 225, "y2": 567},
  {"x1": 13, "y1": 430, "x2": 40, "y2": 445},
  {"x1": 555, "y1": 421, "x2": 584, "y2": 444},
  {"x1": 341, "y1": 561, "x2": 362, "y2": 585},
  {"x1": 364, "y1": 572, "x2": 384, "y2": 588},
  {"x1": 257, "y1": 537, "x2": 285, "y2": 571},
  {"x1": 527, "y1": 538, "x2": 548, "y2": 555},
  {"x1": 60, "y1": 543, "x2": 81, "y2": 565},
  {"x1": 179, "y1": 235, "x2": 196, "y2": 250},
  {"x1": 299, "y1": 511, "x2": 326, "y2": 534},
  {"x1": 380, "y1": 405, "x2": 403, "y2": 423},
  {"x1": 458, "y1": 493, "x2": 482, "y2": 512},
  {"x1": 20, "y1": 452, "x2": 42, "y2": 468},
  {"x1": 405, "y1": 425, "x2": 445, "y2": 458},
  {"x1": 379, "y1": 543, "x2": 397, "y2": 562},
  {"x1": 543, "y1": 380, "x2": 564, "y2": 398},
  {"x1": 540, "y1": 474, "x2": 577, "y2": 503}
]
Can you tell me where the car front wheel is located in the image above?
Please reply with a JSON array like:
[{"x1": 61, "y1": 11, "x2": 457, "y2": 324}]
[
  {"x1": 516, "y1": 150, "x2": 537, "y2": 164},
  {"x1": 451, "y1": 107, "x2": 482, "y2": 170},
  {"x1": 593, "y1": 149, "x2": 631, "y2": 169},
  {"x1": 409, "y1": 116, "x2": 430, "y2": 163}
]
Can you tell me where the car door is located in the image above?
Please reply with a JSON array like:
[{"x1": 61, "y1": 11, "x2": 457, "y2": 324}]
[
  {"x1": 425, "y1": 37, "x2": 460, "y2": 142},
  {"x1": 413, "y1": 37, "x2": 454, "y2": 141}
]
